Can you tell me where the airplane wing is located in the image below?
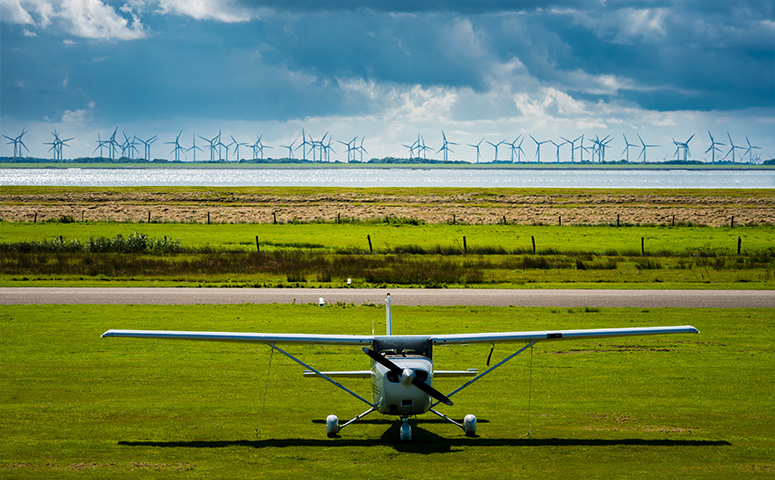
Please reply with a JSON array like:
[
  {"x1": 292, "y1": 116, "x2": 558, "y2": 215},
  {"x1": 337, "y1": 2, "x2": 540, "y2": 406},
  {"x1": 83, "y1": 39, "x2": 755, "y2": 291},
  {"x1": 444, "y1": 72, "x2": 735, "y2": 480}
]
[
  {"x1": 431, "y1": 325, "x2": 698, "y2": 345},
  {"x1": 101, "y1": 329, "x2": 373, "y2": 345}
]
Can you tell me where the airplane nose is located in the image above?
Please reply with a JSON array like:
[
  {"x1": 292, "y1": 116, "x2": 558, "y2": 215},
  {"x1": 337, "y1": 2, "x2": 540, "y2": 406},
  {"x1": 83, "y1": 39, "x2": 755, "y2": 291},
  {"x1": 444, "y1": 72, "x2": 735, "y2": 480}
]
[{"x1": 400, "y1": 368, "x2": 415, "y2": 385}]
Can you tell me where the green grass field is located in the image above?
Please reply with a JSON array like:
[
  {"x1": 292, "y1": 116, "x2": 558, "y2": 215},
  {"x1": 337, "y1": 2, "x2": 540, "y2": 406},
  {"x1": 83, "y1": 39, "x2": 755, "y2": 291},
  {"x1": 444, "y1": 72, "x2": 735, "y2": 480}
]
[
  {"x1": 2, "y1": 303, "x2": 773, "y2": 479},
  {"x1": 2, "y1": 222, "x2": 773, "y2": 289},
  {"x1": 3, "y1": 222, "x2": 773, "y2": 254}
]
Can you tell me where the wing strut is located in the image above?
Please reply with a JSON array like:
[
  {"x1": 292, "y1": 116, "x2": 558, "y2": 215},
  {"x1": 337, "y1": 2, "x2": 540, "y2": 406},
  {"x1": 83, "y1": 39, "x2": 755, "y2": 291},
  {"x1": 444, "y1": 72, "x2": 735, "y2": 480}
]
[
  {"x1": 433, "y1": 340, "x2": 537, "y2": 407},
  {"x1": 269, "y1": 343, "x2": 375, "y2": 408}
]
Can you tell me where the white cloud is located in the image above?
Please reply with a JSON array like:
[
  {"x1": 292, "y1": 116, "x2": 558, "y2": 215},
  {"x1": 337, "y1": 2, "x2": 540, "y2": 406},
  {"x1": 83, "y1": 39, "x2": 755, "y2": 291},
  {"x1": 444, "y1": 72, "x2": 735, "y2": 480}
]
[
  {"x1": 156, "y1": 0, "x2": 254, "y2": 23},
  {"x1": 62, "y1": 101, "x2": 95, "y2": 123},
  {"x1": 1, "y1": 0, "x2": 146, "y2": 40}
]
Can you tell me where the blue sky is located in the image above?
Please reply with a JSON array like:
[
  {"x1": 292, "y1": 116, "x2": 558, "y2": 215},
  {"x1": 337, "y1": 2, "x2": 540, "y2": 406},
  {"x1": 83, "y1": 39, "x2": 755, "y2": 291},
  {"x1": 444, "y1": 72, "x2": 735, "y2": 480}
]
[{"x1": 1, "y1": 0, "x2": 773, "y2": 162}]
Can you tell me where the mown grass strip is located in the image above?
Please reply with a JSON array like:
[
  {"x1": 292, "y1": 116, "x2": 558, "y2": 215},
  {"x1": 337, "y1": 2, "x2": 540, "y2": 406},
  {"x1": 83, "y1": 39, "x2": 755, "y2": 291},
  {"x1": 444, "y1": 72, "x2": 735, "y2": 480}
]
[{"x1": 1, "y1": 304, "x2": 773, "y2": 479}]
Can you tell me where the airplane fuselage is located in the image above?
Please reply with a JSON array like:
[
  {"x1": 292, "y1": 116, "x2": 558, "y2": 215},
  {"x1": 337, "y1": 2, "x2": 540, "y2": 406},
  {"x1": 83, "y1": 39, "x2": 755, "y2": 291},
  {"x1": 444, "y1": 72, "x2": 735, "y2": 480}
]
[{"x1": 372, "y1": 355, "x2": 433, "y2": 416}]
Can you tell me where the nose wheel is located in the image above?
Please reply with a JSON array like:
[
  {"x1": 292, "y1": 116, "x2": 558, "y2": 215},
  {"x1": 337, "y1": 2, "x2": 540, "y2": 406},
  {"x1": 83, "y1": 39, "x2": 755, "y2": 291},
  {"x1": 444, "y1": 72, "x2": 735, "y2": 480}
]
[{"x1": 400, "y1": 417, "x2": 412, "y2": 441}]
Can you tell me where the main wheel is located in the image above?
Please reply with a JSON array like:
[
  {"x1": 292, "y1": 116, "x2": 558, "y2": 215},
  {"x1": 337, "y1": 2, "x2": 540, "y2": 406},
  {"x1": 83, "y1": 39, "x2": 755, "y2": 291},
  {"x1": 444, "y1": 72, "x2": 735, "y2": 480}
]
[
  {"x1": 326, "y1": 415, "x2": 340, "y2": 437},
  {"x1": 463, "y1": 414, "x2": 477, "y2": 436}
]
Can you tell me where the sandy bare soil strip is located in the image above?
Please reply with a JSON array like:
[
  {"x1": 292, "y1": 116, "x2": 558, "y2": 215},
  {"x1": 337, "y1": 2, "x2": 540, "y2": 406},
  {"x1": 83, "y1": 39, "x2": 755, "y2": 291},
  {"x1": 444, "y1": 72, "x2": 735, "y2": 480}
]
[{"x1": 1, "y1": 189, "x2": 773, "y2": 226}]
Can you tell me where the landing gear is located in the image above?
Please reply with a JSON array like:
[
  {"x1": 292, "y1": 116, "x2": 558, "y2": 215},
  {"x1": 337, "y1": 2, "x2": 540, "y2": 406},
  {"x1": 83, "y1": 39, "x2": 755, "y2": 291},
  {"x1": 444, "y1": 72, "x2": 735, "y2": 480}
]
[
  {"x1": 463, "y1": 414, "x2": 477, "y2": 436},
  {"x1": 400, "y1": 417, "x2": 412, "y2": 441},
  {"x1": 325, "y1": 415, "x2": 340, "y2": 437}
]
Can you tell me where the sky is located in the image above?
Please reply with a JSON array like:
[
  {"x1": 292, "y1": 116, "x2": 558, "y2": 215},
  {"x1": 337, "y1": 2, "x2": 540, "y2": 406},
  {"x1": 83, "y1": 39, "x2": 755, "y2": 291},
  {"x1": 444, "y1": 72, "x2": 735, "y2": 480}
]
[{"x1": 1, "y1": 0, "x2": 774, "y2": 162}]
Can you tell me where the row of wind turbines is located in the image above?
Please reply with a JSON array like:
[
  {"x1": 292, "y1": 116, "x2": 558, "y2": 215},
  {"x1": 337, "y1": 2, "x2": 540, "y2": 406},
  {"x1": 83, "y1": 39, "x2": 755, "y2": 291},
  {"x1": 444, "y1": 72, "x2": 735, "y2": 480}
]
[
  {"x1": 1, "y1": 128, "x2": 764, "y2": 163},
  {"x1": 405, "y1": 131, "x2": 762, "y2": 164}
]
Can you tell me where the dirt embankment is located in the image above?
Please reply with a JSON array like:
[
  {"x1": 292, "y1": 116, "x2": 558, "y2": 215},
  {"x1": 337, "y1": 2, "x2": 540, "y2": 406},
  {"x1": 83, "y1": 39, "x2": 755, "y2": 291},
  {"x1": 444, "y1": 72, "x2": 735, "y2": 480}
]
[{"x1": 1, "y1": 189, "x2": 773, "y2": 226}]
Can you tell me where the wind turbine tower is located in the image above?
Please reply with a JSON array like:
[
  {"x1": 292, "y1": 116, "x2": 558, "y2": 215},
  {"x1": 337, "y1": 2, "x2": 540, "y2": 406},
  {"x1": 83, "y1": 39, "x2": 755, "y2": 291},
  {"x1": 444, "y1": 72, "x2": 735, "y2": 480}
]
[{"x1": 165, "y1": 130, "x2": 185, "y2": 162}]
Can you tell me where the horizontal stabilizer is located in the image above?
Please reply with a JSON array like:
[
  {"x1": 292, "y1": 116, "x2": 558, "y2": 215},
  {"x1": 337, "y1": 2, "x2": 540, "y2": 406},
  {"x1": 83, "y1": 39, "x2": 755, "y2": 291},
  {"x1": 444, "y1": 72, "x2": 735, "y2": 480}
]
[
  {"x1": 303, "y1": 370, "x2": 372, "y2": 378},
  {"x1": 434, "y1": 369, "x2": 478, "y2": 377}
]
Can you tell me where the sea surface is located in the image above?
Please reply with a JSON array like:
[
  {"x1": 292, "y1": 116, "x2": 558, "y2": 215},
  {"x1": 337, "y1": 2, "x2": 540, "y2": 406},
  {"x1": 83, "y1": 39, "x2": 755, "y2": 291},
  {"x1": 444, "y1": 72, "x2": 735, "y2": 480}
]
[{"x1": 1, "y1": 167, "x2": 773, "y2": 188}]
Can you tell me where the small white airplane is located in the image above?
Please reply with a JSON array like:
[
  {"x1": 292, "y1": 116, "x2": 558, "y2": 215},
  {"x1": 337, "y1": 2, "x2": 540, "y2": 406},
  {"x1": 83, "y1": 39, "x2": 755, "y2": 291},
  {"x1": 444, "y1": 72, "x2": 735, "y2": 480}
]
[{"x1": 102, "y1": 294, "x2": 699, "y2": 441}]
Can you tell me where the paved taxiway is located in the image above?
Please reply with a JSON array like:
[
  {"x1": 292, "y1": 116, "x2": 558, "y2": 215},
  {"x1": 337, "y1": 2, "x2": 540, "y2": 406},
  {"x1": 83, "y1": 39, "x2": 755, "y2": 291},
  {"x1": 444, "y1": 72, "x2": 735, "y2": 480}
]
[{"x1": 1, "y1": 288, "x2": 773, "y2": 308}]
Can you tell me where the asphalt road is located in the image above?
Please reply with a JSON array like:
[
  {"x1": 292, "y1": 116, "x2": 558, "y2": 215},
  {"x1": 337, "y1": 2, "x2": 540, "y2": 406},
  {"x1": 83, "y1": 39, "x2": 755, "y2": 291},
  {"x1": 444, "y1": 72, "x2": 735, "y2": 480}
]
[{"x1": 2, "y1": 288, "x2": 773, "y2": 308}]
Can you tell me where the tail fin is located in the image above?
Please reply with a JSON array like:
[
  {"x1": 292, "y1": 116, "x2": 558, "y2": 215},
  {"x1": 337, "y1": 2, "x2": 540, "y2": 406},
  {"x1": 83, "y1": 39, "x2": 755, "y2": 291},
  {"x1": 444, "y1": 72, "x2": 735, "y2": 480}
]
[{"x1": 385, "y1": 293, "x2": 392, "y2": 336}]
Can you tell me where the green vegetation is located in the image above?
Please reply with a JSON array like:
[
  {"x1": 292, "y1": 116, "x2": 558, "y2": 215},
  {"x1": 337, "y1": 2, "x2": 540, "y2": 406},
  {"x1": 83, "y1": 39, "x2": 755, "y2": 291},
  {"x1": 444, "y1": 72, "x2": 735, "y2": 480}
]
[
  {"x1": 1, "y1": 223, "x2": 773, "y2": 288},
  {"x1": 1, "y1": 303, "x2": 773, "y2": 479}
]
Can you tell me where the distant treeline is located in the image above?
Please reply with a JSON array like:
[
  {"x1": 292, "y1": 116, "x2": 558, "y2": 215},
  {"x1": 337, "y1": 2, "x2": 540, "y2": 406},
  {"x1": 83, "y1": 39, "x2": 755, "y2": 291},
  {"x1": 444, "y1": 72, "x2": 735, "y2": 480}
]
[{"x1": 0, "y1": 156, "x2": 770, "y2": 166}]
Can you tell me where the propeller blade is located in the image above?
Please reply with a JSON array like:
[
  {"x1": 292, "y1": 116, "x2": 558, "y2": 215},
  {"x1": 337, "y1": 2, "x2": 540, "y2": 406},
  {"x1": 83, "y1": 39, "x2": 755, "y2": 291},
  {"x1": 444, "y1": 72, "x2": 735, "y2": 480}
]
[{"x1": 362, "y1": 348, "x2": 453, "y2": 406}]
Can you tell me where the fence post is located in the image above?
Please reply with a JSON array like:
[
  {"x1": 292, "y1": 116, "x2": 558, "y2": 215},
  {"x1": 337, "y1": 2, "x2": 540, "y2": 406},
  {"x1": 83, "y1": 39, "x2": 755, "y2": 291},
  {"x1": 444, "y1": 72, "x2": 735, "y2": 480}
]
[
  {"x1": 738, "y1": 236, "x2": 741, "y2": 255},
  {"x1": 531, "y1": 236, "x2": 536, "y2": 255},
  {"x1": 148, "y1": 211, "x2": 151, "y2": 223},
  {"x1": 616, "y1": 214, "x2": 620, "y2": 227},
  {"x1": 463, "y1": 236, "x2": 467, "y2": 253},
  {"x1": 256, "y1": 236, "x2": 260, "y2": 252},
  {"x1": 273, "y1": 212, "x2": 277, "y2": 225},
  {"x1": 34, "y1": 212, "x2": 37, "y2": 223},
  {"x1": 641, "y1": 237, "x2": 645, "y2": 256},
  {"x1": 731, "y1": 216, "x2": 735, "y2": 228},
  {"x1": 207, "y1": 212, "x2": 211, "y2": 225},
  {"x1": 559, "y1": 215, "x2": 562, "y2": 227},
  {"x1": 367, "y1": 235, "x2": 373, "y2": 253},
  {"x1": 672, "y1": 214, "x2": 675, "y2": 227}
]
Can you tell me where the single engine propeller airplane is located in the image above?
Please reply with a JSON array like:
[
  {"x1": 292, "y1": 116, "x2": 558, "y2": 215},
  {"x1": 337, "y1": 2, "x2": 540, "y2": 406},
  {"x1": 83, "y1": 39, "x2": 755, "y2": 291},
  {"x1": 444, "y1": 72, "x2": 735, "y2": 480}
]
[{"x1": 102, "y1": 294, "x2": 698, "y2": 441}]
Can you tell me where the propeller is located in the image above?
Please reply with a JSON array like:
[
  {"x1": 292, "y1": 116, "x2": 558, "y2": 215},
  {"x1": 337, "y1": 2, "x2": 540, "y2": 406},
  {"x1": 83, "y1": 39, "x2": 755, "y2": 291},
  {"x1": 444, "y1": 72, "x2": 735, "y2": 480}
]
[{"x1": 362, "y1": 348, "x2": 453, "y2": 406}]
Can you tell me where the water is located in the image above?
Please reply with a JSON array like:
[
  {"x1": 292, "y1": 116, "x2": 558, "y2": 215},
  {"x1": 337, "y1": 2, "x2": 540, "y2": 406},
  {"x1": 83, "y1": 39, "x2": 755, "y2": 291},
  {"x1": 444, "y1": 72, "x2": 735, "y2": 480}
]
[{"x1": 1, "y1": 167, "x2": 773, "y2": 188}]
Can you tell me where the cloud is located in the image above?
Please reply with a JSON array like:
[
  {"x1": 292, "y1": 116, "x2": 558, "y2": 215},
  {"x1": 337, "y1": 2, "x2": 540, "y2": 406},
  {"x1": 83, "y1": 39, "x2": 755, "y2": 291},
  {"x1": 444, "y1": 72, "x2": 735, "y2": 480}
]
[
  {"x1": 61, "y1": 100, "x2": 95, "y2": 123},
  {"x1": 156, "y1": 0, "x2": 255, "y2": 23},
  {"x1": 0, "y1": 0, "x2": 146, "y2": 40}
]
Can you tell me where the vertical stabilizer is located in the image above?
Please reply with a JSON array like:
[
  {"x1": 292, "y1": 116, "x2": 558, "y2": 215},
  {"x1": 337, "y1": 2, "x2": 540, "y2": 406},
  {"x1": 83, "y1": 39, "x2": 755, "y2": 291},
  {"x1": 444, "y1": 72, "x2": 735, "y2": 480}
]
[{"x1": 386, "y1": 293, "x2": 392, "y2": 336}]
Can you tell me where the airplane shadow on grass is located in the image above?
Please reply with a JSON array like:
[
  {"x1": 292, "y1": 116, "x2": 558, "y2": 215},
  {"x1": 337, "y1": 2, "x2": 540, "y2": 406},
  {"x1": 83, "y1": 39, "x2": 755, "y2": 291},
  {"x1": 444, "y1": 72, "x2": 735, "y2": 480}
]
[{"x1": 119, "y1": 419, "x2": 731, "y2": 454}]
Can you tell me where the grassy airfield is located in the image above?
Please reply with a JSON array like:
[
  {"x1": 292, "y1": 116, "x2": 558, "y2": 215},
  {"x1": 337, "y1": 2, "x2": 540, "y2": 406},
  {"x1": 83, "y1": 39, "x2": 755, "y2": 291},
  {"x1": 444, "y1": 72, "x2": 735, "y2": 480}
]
[{"x1": 2, "y1": 303, "x2": 774, "y2": 479}]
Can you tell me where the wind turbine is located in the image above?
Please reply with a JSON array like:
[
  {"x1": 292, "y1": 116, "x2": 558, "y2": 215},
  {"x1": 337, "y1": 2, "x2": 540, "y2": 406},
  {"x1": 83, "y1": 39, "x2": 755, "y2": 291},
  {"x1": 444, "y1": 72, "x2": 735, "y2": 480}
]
[
  {"x1": 165, "y1": 130, "x2": 185, "y2": 162},
  {"x1": 45, "y1": 130, "x2": 73, "y2": 161},
  {"x1": 417, "y1": 135, "x2": 432, "y2": 160},
  {"x1": 93, "y1": 132, "x2": 107, "y2": 158},
  {"x1": 107, "y1": 128, "x2": 120, "y2": 160},
  {"x1": 549, "y1": 139, "x2": 568, "y2": 163},
  {"x1": 561, "y1": 135, "x2": 583, "y2": 163},
  {"x1": 187, "y1": 135, "x2": 202, "y2": 162},
  {"x1": 672, "y1": 134, "x2": 694, "y2": 161},
  {"x1": 338, "y1": 137, "x2": 357, "y2": 163},
  {"x1": 621, "y1": 134, "x2": 638, "y2": 162},
  {"x1": 3, "y1": 128, "x2": 29, "y2": 158},
  {"x1": 743, "y1": 137, "x2": 761, "y2": 163},
  {"x1": 529, "y1": 135, "x2": 550, "y2": 163},
  {"x1": 215, "y1": 131, "x2": 229, "y2": 161},
  {"x1": 199, "y1": 133, "x2": 219, "y2": 162},
  {"x1": 505, "y1": 136, "x2": 524, "y2": 163},
  {"x1": 486, "y1": 140, "x2": 505, "y2": 162},
  {"x1": 121, "y1": 132, "x2": 140, "y2": 160},
  {"x1": 467, "y1": 138, "x2": 484, "y2": 164},
  {"x1": 724, "y1": 133, "x2": 744, "y2": 163},
  {"x1": 280, "y1": 140, "x2": 296, "y2": 159},
  {"x1": 229, "y1": 135, "x2": 248, "y2": 162},
  {"x1": 135, "y1": 135, "x2": 158, "y2": 161},
  {"x1": 437, "y1": 131, "x2": 457, "y2": 162},
  {"x1": 251, "y1": 135, "x2": 270, "y2": 160},
  {"x1": 637, "y1": 133, "x2": 659, "y2": 163},
  {"x1": 298, "y1": 129, "x2": 313, "y2": 161},
  {"x1": 356, "y1": 137, "x2": 367, "y2": 162},
  {"x1": 705, "y1": 131, "x2": 724, "y2": 164}
]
